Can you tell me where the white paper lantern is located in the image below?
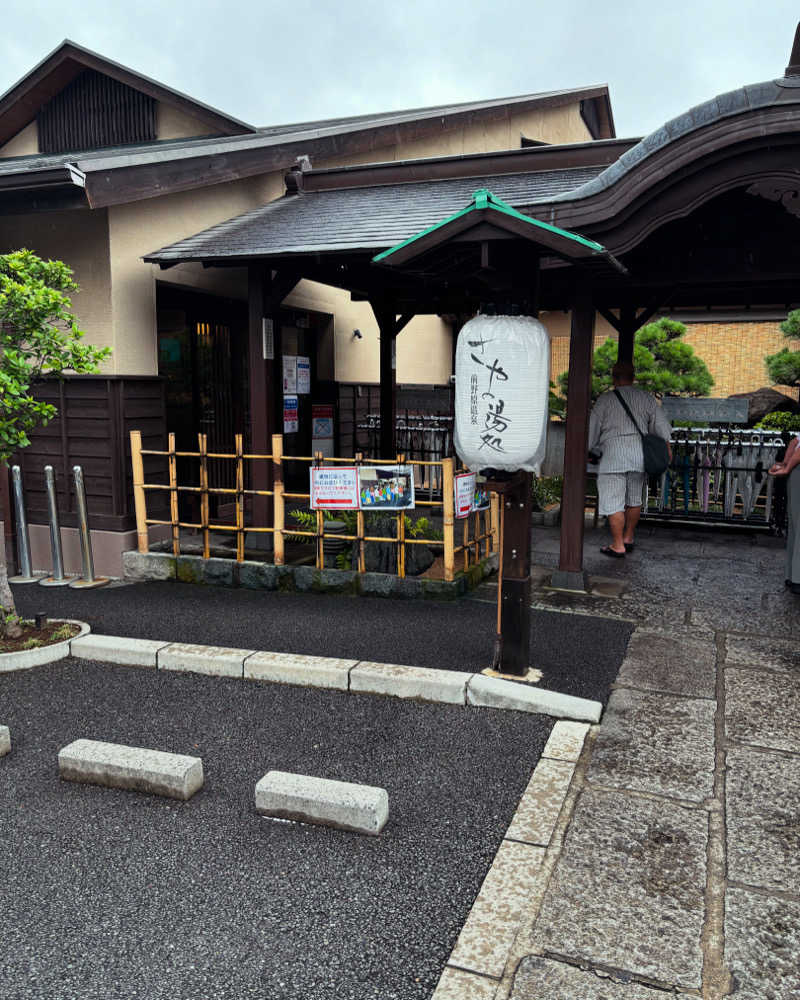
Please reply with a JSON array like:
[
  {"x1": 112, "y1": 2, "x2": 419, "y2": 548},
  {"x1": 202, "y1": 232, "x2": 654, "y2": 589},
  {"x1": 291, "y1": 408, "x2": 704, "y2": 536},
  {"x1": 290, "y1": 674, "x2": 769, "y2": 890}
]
[{"x1": 454, "y1": 314, "x2": 550, "y2": 473}]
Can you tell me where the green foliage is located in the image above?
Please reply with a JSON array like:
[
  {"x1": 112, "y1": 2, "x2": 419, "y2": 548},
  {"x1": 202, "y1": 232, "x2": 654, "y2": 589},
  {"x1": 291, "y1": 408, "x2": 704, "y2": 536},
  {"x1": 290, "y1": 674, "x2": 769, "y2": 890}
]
[
  {"x1": 764, "y1": 309, "x2": 800, "y2": 388},
  {"x1": 0, "y1": 249, "x2": 110, "y2": 462},
  {"x1": 289, "y1": 507, "x2": 443, "y2": 544},
  {"x1": 754, "y1": 410, "x2": 800, "y2": 432},
  {"x1": 548, "y1": 381, "x2": 565, "y2": 420},
  {"x1": 557, "y1": 318, "x2": 714, "y2": 403},
  {"x1": 531, "y1": 475, "x2": 563, "y2": 512}
]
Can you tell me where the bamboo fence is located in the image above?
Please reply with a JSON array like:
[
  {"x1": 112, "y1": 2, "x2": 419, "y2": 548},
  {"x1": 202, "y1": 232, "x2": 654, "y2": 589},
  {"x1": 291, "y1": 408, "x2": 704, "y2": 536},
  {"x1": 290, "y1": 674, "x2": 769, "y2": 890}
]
[{"x1": 130, "y1": 431, "x2": 497, "y2": 581}]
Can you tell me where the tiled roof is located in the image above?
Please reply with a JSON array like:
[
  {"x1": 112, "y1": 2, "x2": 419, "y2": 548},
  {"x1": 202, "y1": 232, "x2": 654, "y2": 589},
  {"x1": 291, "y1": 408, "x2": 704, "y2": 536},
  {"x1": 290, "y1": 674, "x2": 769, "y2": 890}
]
[{"x1": 144, "y1": 166, "x2": 604, "y2": 263}]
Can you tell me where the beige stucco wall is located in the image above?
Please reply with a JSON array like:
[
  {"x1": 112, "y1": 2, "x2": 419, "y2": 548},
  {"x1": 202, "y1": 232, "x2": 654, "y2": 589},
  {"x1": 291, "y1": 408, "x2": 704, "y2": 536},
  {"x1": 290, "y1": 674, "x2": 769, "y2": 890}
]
[
  {"x1": 107, "y1": 170, "x2": 284, "y2": 374},
  {"x1": 285, "y1": 280, "x2": 452, "y2": 385},
  {"x1": 156, "y1": 102, "x2": 224, "y2": 141},
  {"x1": 0, "y1": 208, "x2": 113, "y2": 354},
  {"x1": 0, "y1": 120, "x2": 39, "y2": 157},
  {"x1": 315, "y1": 103, "x2": 593, "y2": 169}
]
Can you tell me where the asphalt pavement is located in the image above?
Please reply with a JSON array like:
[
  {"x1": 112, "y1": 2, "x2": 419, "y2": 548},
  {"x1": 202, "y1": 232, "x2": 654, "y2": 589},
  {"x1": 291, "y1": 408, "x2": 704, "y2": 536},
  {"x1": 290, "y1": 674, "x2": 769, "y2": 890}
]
[
  {"x1": 0, "y1": 658, "x2": 551, "y2": 1000},
  {"x1": 11, "y1": 582, "x2": 633, "y2": 704}
]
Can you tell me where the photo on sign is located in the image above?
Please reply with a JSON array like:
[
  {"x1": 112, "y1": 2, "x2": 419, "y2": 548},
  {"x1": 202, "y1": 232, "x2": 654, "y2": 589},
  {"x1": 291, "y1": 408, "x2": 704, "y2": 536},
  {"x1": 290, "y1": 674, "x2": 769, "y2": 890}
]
[
  {"x1": 309, "y1": 467, "x2": 360, "y2": 510},
  {"x1": 473, "y1": 478, "x2": 490, "y2": 511},
  {"x1": 358, "y1": 465, "x2": 415, "y2": 510}
]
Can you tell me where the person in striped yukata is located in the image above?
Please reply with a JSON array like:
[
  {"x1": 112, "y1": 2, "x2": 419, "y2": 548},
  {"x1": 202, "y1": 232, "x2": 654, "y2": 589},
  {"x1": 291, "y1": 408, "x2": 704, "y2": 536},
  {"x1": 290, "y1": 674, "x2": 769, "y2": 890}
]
[{"x1": 587, "y1": 362, "x2": 672, "y2": 557}]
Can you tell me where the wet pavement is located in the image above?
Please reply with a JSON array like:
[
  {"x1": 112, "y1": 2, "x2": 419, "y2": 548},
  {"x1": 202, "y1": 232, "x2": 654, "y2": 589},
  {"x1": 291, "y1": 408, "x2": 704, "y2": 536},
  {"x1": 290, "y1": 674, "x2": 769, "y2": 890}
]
[{"x1": 445, "y1": 522, "x2": 800, "y2": 1000}]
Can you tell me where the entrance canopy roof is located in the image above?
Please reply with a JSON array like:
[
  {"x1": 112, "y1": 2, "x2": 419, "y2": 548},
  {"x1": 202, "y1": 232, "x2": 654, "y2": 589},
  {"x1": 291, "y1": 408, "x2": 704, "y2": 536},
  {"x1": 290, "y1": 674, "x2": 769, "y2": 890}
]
[{"x1": 146, "y1": 24, "x2": 800, "y2": 316}]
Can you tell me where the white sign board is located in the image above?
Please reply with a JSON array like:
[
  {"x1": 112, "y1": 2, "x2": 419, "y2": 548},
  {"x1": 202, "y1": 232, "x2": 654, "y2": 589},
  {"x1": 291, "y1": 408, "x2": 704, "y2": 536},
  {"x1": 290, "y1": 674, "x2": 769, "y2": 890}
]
[
  {"x1": 262, "y1": 318, "x2": 274, "y2": 360},
  {"x1": 454, "y1": 472, "x2": 476, "y2": 518},
  {"x1": 282, "y1": 355, "x2": 297, "y2": 393},
  {"x1": 296, "y1": 356, "x2": 311, "y2": 394},
  {"x1": 310, "y1": 467, "x2": 360, "y2": 510},
  {"x1": 283, "y1": 395, "x2": 299, "y2": 433}
]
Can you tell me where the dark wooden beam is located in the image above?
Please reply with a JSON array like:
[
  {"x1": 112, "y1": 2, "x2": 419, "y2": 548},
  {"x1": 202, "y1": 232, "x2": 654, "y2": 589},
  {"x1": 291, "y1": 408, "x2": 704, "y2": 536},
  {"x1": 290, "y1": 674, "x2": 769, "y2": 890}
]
[
  {"x1": 248, "y1": 266, "x2": 272, "y2": 534},
  {"x1": 552, "y1": 287, "x2": 595, "y2": 591},
  {"x1": 369, "y1": 298, "x2": 404, "y2": 458}
]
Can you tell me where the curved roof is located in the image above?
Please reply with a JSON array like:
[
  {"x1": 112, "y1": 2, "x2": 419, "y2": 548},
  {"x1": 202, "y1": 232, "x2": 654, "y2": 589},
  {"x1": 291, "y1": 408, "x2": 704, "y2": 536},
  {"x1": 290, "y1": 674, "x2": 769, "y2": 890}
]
[{"x1": 550, "y1": 75, "x2": 800, "y2": 204}]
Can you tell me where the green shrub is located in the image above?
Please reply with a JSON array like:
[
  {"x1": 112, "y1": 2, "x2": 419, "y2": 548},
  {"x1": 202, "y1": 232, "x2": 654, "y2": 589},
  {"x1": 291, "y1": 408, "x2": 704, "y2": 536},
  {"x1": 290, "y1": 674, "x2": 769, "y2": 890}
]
[{"x1": 754, "y1": 411, "x2": 800, "y2": 432}]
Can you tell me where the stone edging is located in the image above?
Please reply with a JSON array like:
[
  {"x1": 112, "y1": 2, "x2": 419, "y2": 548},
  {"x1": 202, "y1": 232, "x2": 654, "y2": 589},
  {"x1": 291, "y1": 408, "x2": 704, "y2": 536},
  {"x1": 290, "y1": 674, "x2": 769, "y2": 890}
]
[
  {"x1": 123, "y1": 550, "x2": 499, "y2": 600},
  {"x1": 58, "y1": 635, "x2": 603, "y2": 723},
  {"x1": 431, "y1": 721, "x2": 592, "y2": 999},
  {"x1": 0, "y1": 620, "x2": 90, "y2": 672}
]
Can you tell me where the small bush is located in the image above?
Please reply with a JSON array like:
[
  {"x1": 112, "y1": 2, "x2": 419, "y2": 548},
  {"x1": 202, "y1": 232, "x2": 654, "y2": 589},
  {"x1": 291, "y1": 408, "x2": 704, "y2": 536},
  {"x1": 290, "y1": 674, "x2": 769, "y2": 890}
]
[{"x1": 754, "y1": 411, "x2": 800, "y2": 432}]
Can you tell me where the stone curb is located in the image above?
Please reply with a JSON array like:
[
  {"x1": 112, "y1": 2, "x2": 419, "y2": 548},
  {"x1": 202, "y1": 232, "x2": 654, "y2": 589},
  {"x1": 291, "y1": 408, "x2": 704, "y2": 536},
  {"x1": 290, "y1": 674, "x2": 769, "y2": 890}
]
[
  {"x1": 70, "y1": 635, "x2": 603, "y2": 723},
  {"x1": 0, "y1": 725, "x2": 10, "y2": 757},
  {"x1": 255, "y1": 769, "x2": 389, "y2": 836},
  {"x1": 0, "y1": 620, "x2": 90, "y2": 673},
  {"x1": 58, "y1": 738, "x2": 204, "y2": 801},
  {"x1": 122, "y1": 549, "x2": 499, "y2": 600},
  {"x1": 432, "y1": 720, "x2": 592, "y2": 997}
]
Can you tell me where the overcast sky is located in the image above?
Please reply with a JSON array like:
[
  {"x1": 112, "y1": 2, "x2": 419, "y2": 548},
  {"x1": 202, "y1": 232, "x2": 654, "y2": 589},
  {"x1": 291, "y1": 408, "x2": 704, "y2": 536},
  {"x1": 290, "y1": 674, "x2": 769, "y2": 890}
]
[{"x1": 1, "y1": 1, "x2": 798, "y2": 139}]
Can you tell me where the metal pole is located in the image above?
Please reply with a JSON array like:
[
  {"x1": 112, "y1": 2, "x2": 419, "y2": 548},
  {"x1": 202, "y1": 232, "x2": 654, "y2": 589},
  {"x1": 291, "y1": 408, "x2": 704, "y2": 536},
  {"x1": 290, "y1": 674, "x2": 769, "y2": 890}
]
[
  {"x1": 40, "y1": 466, "x2": 74, "y2": 586},
  {"x1": 69, "y1": 465, "x2": 109, "y2": 589},
  {"x1": 8, "y1": 465, "x2": 42, "y2": 583}
]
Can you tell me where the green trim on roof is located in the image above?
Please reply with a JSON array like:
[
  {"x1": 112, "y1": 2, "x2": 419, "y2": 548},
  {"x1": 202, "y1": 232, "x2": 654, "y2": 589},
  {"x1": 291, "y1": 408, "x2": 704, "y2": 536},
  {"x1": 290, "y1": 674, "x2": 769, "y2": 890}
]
[{"x1": 372, "y1": 187, "x2": 606, "y2": 263}]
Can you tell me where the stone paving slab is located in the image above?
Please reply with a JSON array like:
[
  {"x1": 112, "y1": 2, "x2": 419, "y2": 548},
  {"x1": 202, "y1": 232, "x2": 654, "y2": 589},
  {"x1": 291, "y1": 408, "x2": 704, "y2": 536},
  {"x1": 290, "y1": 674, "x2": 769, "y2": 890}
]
[
  {"x1": 526, "y1": 786, "x2": 707, "y2": 990},
  {"x1": 70, "y1": 634, "x2": 169, "y2": 668},
  {"x1": 431, "y1": 968, "x2": 497, "y2": 1000},
  {"x1": 726, "y1": 746, "x2": 800, "y2": 894},
  {"x1": 725, "y1": 634, "x2": 798, "y2": 674},
  {"x1": 616, "y1": 630, "x2": 716, "y2": 700},
  {"x1": 448, "y1": 840, "x2": 546, "y2": 979},
  {"x1": 541, "y1": 721, "x2": 590, "y2": 762},
  {"x1": 726, "y1": 668, "x2": 800, "y2": 754},
  {"x1": 510, "y1": 956, "x2": 681, "y2": 998},
  {"x1": 244, "y1": 651, "x2": 355, "y2": 691},
  {"x1": 725, "y1": 886, "x2": 800, "y2": 1000},
  {"x1": 587, "y1": 688, "x2": 715, "y2": 802},
  {"x1": 350, "y1": 661, "x2": 472, "y2": 704},
  {"x1": 504, "y1": 759, "x2": 576, "y2": 846},
  {"x1": 158, "y1": 643, "x2": 254, "y2": 678},
  {"x1": 0, "y1": 725, "x2": 10, "y2": 757}
]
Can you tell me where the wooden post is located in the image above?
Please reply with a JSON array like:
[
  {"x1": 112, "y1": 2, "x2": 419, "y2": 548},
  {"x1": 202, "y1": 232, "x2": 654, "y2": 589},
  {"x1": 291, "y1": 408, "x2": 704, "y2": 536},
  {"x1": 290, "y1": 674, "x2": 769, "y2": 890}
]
[
  {"x1": 198, "y1": 433, "x2": 210, "y2": 559},
  {"x1": 315, "y1": 451, "x2": 324, "y2": 570},
  {"x1": 617, "y1": 305, "x2": 636, "y2": 365},
  {"x1": 130, "y1": 430, "x2": 148, "y2": 554},
  {"x1": 494, "y1": 471, "x2": 533, "y2": 676},
  {"x1": 167, "y1": 431, "x2": 179, "y2": 557},
  {"x1": 490, "y1": 492, "x2": 499, "y2": 554},
  {"x1": 397, "y1": 452, "x2": 405, "y2": 578},
  {"x1": 442, "y1": 457, "x2": 455, "y2": 582},
  {"x1": 462, "y1": 516, "x2": 469, "y2": 572},
  {"x1": 552, "y1": 288, "x2": 595, "y2": 591},
  {"x1": 248, "y1": 266, "x2": 272, "y2": 537},
  {"x1": 235, "y1": 433, "x2": 245, "y2": 562},
  {"x1": 272, "y1": 433, "x2": 284, "y2": 565}
]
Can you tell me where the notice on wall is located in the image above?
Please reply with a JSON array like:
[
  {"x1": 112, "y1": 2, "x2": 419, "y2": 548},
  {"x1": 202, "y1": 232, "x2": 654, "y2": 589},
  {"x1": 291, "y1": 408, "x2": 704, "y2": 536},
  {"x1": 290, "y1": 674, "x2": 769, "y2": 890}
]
[
  {"x1": 296, "y1": 356, "x2": 311, "y2": 394},
  {"x1": 282, "y1": 355, "x2": 297, "y2": 393},
  {"x1": 283, "y1": 395, "x2": 299, "y2": 433},
  {"x1": 310, "y1": 466, "x2": 360, "y2": 510},
  {"x1": 454, "y1": 472, "x2": 476, "y2": 518},
  {"x1": 312, "y1": 403, "x2": 335, "y2": 458},
  {"x1": 455, "y1": 471, "x2": 491, "y2": 517},
  {"x1": 358, "y1": 465, "x2": 415, "y2": 510},
  {"x1": 262, "y1": 318, "x2": 274, "y2": 360}
]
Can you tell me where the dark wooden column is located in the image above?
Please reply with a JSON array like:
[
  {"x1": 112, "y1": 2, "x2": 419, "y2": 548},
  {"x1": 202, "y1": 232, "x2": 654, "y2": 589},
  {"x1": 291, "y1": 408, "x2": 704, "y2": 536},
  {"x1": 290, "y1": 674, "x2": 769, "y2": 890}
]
[
  {"x1": 616, "y1": 305, "x2": 636, "y2": 365},
  {"x1": 551, "y1": 288, "x2": 595, "y2": 591},
  {"x1": 248, "y1": 266, "x2": 272, "y2": 534},
  {"x1": 370, "y1": 300, "x2": 414, "y2": 458}
]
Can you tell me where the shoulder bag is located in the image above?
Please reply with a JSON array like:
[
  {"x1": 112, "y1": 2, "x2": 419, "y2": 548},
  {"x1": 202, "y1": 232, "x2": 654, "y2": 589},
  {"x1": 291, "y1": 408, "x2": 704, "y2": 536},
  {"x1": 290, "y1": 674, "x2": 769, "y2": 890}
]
[{"x1": 613, "y1": 389, "x2": 670, "y2": 476}]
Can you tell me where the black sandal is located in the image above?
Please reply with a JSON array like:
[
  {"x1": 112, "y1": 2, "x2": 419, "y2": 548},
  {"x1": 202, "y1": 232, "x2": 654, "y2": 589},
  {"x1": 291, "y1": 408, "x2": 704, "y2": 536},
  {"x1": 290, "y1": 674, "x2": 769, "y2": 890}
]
[
  {"x1": 624, "y1": 542, "x2": 635, "y2": 552},
  {"x1": 600, "y1": 546, "x2": 626, "y2": 558}
]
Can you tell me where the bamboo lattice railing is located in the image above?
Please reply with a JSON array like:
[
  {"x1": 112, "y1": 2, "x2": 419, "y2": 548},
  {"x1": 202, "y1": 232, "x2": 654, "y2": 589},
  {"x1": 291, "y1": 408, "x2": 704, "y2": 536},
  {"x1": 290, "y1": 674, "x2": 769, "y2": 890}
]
[{"x1": 130, "y1": 431, "x2": 497, "y2": 581}]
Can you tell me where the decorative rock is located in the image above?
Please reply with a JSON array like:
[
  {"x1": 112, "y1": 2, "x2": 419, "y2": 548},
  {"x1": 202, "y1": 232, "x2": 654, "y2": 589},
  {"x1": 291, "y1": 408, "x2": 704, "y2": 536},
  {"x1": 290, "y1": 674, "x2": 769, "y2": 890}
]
[
  {"x1": 255, "y1": 770, "x2": 389, "y2": 835},
  {"x1": 201, "y1": 557, "x2": 235, "y2": 587},
  {"x1": 467, "y1": 675, "x2": 602, "y2": 723},
  {"x1": 244, "y1": 651, "x2": 356, "y2": 691},
  {"x1": 0, "y1": 725, "x2": 10, "y2": 757},
  {"x1": 71, "y1": 634, "x2": 169, "y2": 668},
  {"x1": 238, "y1": 561, "x2": 289, "y2": 591},
  {"x1": 122, "y1": 550, "x2": 176, "y2": 582},
  {"x1": 176, "y1": 554, "x2": 204, "y2": 584},
  {"x1": 58, "y1": 738, "x2": 203, "y2": 800},
  {"x1": 350, "y1": 661, "x2": 473, "y2": 705},
  {"x1": 158, "y1": 643, "x2": 254, "y2": 678},
  {"x1": 358, "y1": 572, "x2": 396, "y2": 597}
]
